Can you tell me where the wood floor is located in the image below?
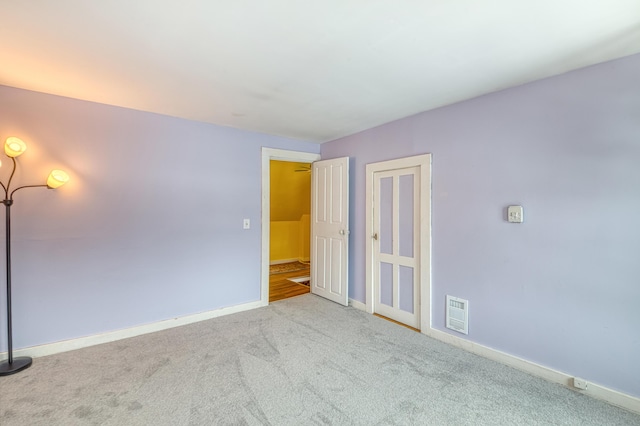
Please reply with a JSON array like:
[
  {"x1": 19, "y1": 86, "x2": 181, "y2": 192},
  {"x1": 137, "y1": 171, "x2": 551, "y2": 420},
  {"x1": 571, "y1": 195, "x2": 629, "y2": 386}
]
[
  {"x1": 373, "y1": 313, "x2": 420, "y2": 332},
  {"x1": 269, "y1": 264, "x2": 310, "y2": 302}
]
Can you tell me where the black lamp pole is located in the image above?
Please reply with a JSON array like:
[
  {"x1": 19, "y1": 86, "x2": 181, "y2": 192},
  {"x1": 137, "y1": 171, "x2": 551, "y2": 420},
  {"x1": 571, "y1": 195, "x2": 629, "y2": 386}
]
[
  {"x1": 0, "y1": 198, "x2": 32, "y2": 375},
  {"x1": 0, "y1": 156, "x2": 51, "y2": 376}
]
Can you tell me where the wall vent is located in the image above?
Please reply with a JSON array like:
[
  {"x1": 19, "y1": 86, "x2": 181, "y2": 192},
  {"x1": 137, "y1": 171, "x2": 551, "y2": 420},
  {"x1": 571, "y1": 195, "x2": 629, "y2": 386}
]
[{"x1": 446, "y1": 295, "x2": 469, "y2": 335}]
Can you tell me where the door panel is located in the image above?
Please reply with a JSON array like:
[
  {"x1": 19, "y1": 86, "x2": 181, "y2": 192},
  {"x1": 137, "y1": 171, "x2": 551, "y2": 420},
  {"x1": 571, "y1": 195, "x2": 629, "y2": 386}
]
[
  {"x1": 379, "y1": 176, "x2": 393, "y2": 255},
  {"x1": 314, "y1": 237, "x2": 327, "y2": 290},
  {"x1": 380, "y1": 262, "x2": 394, "y2": 307},
  {"x1": 311, "y1": 157, "x2": 349, "y2": 306},
  {"x1": 398, "y1": 265, "x2": 414, "y2": 313},
  {"x1": 398, "y1": 174, "x2": 414, "y2": 258}
]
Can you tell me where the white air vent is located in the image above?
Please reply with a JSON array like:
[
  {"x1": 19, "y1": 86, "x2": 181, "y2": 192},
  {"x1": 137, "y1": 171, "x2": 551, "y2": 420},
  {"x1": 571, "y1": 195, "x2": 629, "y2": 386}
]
[{"x1": 446, "y1": 295, "x2": 469, "y2": 335}]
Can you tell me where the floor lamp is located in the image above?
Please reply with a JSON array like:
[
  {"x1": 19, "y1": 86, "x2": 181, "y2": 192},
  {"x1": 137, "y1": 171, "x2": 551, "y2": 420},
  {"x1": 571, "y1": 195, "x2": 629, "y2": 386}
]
[{"x1": 0, "y1": 136, "x2": 68, "y2": 376}]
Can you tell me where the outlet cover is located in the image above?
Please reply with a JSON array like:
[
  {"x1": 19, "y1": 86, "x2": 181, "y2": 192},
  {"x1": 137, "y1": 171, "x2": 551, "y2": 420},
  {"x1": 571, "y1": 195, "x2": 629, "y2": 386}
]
[{"x1": 573, "y1": 377, "x2": 588, "y2": 390}]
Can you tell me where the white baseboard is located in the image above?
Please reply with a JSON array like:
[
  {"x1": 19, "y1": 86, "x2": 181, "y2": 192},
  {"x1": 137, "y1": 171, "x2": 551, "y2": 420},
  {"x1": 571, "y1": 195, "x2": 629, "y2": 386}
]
[
  {"x1": 270, "y1": 258, "x2": 310, "y2": 265},
  {"x1": 424, "y1": 328, "x2": 640, "y2": 415},
  {"x1": 269, "y1": 258, "x2": 299, "y2": 265},
  {"x1": 5, "y1": 300, "x2": 266, "y2": 360},
  {"x1": 348, "y1": 297, "x2": 639, "y2": 415},
  {"x1": 349, "y1": 298, "x2": 367, "y2": 311}
]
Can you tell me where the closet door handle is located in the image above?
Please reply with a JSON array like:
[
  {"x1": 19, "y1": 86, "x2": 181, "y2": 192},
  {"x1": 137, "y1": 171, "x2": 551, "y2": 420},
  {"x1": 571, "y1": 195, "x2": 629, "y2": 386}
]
[{"x1": 372, "y1": 233, "x2": 378, "y2": 240}]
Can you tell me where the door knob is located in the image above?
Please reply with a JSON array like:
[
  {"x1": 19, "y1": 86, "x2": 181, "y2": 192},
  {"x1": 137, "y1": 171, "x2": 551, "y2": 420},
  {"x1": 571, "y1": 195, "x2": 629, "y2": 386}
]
[
  {"x1": 339, "y1": 229, "x2": 350, "y2": 235},
  {"x1": 372, "y1": 233, "x2": 378, "y2": 240}
]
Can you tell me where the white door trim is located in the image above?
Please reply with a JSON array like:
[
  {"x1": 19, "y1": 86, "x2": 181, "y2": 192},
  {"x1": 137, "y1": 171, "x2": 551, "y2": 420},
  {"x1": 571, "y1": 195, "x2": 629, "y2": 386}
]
[
  {"x1": 261, "y1": 148, "x2": 321, "y2": 306},
  {"x1": 365, "y1": 154, "x2": 432, "y2": 332}
]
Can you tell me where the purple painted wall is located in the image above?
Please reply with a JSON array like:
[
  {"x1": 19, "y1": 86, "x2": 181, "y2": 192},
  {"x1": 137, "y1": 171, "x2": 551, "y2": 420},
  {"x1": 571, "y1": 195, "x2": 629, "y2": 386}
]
[
  {"x1": 0, "y1": 86, "x2": 318, "y2": 351},
  {"x1": 321, "y1": 53, "x2": 640, "y2": 397}
]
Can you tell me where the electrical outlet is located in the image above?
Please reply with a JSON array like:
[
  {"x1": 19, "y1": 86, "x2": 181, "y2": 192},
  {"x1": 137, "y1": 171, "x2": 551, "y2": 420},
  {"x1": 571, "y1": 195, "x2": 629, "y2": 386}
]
[{"x1": 573, "y1": 377, "x2": 588, "y2": 390}]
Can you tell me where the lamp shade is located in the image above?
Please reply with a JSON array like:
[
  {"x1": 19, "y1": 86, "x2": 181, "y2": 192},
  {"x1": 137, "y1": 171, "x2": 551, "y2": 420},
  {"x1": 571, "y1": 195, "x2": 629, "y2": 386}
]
[
  {"x1": 46, "y1": 169, "x2": 69, "y2": 189},
  {"x1": 5, "y1": 137, "x2": 27, "y2": 157}
]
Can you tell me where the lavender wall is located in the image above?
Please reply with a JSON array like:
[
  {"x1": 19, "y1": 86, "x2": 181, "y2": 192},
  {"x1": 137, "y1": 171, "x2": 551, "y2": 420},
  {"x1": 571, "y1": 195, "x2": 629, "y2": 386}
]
[
  {"x1": 0, "y1": 86, "x2": 318, "y2": 351},
  {"x1": 321, "y1": 53, "x2": 640, "y2": 398}
]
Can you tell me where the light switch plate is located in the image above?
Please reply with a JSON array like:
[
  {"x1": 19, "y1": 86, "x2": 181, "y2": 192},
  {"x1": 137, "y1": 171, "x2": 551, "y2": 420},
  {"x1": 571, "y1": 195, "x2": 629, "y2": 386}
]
[
  {"x1": 243, "y1": 219, "x2": 250, "y2": 229},
  {"x1": 508, "y1": 205, "x2": 524, "y2": 223}
]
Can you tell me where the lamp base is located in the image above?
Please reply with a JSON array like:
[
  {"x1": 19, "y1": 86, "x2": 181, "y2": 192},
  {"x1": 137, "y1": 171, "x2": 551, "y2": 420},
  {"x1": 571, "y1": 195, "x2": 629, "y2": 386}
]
[{"x1": 0, "y1": 356, "x2": 32, "y2": 376}]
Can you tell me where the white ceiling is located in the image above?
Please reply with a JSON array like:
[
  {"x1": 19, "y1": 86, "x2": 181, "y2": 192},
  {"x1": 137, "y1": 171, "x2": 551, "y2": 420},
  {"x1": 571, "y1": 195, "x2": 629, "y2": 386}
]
[{"x1": 1, "y1": 1, "x2": 639, "y2": 143}]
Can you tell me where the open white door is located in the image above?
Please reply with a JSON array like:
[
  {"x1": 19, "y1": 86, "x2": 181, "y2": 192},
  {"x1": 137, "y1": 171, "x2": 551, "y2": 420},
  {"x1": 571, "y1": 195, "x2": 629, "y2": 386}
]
[{"x1": 311, "y1": 157, "x2": 349, "y2": 306}]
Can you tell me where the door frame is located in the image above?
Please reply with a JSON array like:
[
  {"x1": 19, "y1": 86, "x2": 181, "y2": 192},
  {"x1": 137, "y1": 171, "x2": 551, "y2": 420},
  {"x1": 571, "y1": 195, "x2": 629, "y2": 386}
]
[
  {"x1": 261, "y1": 148, "x2": 321, "y2": 306},
  {"x1": 365, "y1": 154, "x2": 432, "y2": 332}
]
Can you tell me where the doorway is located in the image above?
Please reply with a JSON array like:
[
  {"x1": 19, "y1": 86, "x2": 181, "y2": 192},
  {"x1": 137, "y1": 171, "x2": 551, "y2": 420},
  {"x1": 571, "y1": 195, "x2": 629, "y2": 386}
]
[
  {"x1": 261, "y1": 148, "x2": 320, "y2": 306},
  {"x1": 269, "y1": 160, "x2": 312, "y2": 302}
]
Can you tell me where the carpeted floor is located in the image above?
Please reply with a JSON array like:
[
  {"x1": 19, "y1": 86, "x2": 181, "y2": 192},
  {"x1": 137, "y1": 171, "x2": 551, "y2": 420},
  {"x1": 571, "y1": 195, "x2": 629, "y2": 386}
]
[{"x1": 1, "y1": 294, "x2": 639, "y2": 425}]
